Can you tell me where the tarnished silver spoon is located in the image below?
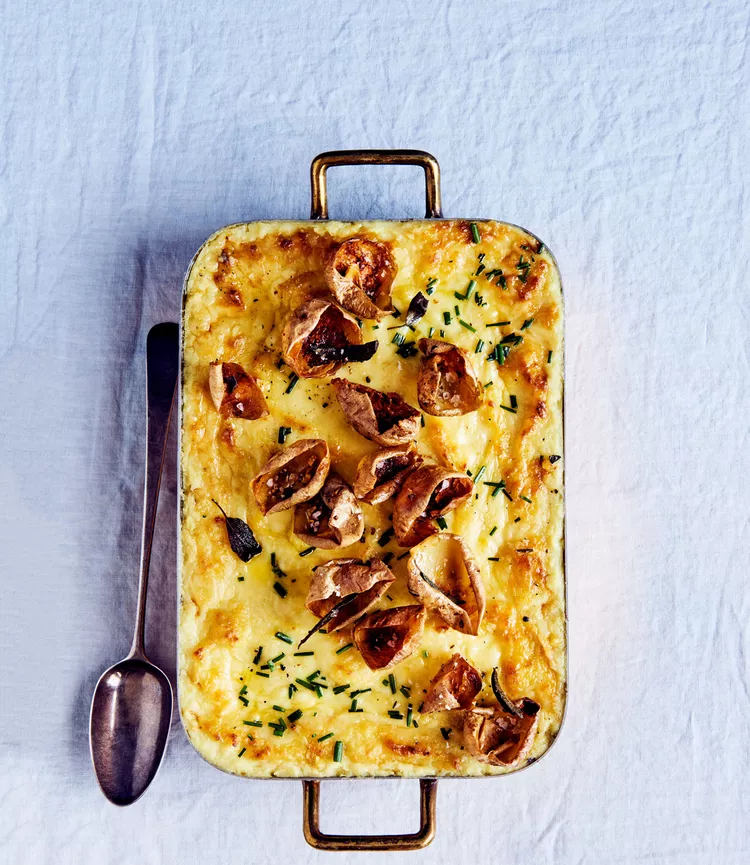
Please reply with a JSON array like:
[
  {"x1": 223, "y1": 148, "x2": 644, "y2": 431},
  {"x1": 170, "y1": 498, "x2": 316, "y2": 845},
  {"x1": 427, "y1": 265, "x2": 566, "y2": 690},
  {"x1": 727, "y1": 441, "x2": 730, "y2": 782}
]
[{"x1": 89, "y1": 322, "x2": 179, "y2": 805}]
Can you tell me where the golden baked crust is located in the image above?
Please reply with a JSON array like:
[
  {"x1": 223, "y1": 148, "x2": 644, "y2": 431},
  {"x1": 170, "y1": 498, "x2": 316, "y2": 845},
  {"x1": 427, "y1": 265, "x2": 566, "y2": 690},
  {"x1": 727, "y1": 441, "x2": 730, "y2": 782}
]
[{"x1": 179, "y1": 220, "x2": 565, "y2": 778}]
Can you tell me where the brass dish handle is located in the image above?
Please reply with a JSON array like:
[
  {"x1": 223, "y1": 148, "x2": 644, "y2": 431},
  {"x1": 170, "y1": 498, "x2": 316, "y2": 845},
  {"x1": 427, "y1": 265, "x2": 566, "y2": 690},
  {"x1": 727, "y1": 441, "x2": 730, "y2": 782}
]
[
  {"x1": 310, "y1": 149, "x2": 443, "y2": 219},
  {"x1": 302, "y1": 778, "x2": 438, "y2": 851}
]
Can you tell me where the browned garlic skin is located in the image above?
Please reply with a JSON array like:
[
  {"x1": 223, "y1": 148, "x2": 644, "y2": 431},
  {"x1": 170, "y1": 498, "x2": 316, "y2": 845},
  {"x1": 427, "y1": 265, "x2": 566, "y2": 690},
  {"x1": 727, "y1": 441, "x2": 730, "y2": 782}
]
[
  {"x1": 305, "y1": 558, "x2": 396, "y2": 631},
  {"x1": 353, "y1": 443, "x2": 424, "y2": 504},
  {"x1": 406, "y1": 532, "x2": 486, "y2": 634},
  {"x1": 324, "y1": 237, "x2": 397, "y2": 320},
  {"x1": 209, "y1": 361, "x2": 268, "y2": 420},
  {"x1": 393, "y1": 466, "x2": 473, "y2": 547},
  {"x1": 282, "y1": 298, "x2": 363, "y2": 378},
  {"x1": 331, "y1": 378, "x2": 421, "y2": 446},
  {"x1": 417, "y1": 338, "x2": 483, "y2": 417},
  {"x1": 293, "y1": 472, "x2": 364, "y2": 549},
  {"x1": 462, "y1": 699, "x2": 540, "y2": 767},
  {"x1": 250, "y1": 438, "x2": 330, "y2": 515},
  {"x1": 353, "y1": 605, "x2": 425, "y2": 670},
  {"x1": 422, "y1": 654, "x2": 483, "y2": 712}
]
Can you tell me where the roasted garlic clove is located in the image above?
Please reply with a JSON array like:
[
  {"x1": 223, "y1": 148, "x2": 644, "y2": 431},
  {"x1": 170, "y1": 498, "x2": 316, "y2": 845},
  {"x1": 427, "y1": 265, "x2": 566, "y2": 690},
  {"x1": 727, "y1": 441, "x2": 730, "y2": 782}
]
[
  {"x1": 421, "y1": 654, "x2": 483, "y2": 713},
  {"x1": 406, "y1": 533, "x2": 485, "y2": 634},
  {"x1": 251, "y1": 438, "x2": 330, "y2": 515},
  {"x1": 462, "y1": 699, "x2": 540, "y2": 767},
  {"x1": 353, "y1": 443, "x2": 424, "y2": 504},
  {"x1": 353, "y1": 605, "x2": 425, "y2": 670},
  {"x1": 324, "y1": 237, "x2": 397, "y2": 320},
  {"x1": 282, "y1": 298, "x2": 371, "y2": 379},
  {"x1": 417, "y1": 339, "x2": 483, "y2": 416},
  {"x1": 209, "y1": 361, "x2": 268, "y2": 420},
  {"x1": 331, "y1": 378, "x2": 421, "y2": 446},
  {"x1": 305, "y1": 558, "x2": 396, "y2": 632},
  {"x1": 393, "y1": 466, "x2": 473, "y2": 547},
  {"x1": 293, "y1": 472, "x2": 364, "y2": 549}
]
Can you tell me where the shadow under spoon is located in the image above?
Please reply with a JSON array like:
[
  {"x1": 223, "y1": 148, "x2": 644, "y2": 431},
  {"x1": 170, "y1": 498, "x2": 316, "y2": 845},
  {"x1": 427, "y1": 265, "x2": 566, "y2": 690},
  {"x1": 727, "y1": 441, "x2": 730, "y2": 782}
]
[{"x1": 89, "y1": 322, "x2": 179, "y2": 805}]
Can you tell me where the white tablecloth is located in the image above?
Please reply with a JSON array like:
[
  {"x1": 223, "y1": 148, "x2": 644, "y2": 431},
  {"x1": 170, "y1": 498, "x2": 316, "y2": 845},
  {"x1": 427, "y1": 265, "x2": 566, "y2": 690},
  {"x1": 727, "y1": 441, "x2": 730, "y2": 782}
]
[{"x1": 2, "y1": 1, "x2": 749, "y2": 862}]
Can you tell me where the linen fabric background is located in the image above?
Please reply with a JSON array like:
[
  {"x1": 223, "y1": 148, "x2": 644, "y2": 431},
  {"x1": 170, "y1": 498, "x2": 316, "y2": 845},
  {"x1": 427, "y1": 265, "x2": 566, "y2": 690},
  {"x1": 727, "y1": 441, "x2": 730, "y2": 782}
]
[{"x1": 1, "y1": 1, "x2": 748, "y2": 863}]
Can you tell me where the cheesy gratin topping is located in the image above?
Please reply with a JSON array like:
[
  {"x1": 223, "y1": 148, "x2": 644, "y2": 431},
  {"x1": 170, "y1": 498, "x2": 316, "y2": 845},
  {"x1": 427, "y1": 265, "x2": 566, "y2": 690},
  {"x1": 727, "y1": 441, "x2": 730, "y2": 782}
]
[{"x1": 179, "y1": 219, "x2": 565, "y2": 778}]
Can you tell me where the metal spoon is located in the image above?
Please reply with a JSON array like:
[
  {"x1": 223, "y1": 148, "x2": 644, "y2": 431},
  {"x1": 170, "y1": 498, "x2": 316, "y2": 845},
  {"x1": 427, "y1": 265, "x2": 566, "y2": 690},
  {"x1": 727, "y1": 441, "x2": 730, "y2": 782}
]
[{"x1": 89, "y1": 322, "x2": 179, "y2": 805}]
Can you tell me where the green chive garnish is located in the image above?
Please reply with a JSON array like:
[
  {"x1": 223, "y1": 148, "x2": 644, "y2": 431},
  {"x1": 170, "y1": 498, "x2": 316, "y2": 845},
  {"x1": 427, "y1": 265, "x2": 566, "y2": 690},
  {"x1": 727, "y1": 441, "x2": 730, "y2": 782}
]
[
  {"x1": 238, "y1": 696, "x2": 249, "y2": 705},
  {"x1": 271, "y1": 653, "x2": 285, "y2": 663},
  {"x1": 239, "y1": 685, "x2": 248, "y2": 696},
  {"x1": 388, "y1": 710, "x2": 404, "y2": 719},
  {"x1": 287, "y1": 709, "x2": 303, "y2": 723},
  {"x1": 474, "y1": 465, "x2": 486, "y2": 482},
  {"x1": 273, "y1": 581, "x2": 287, "y2": 598},
  {"x1": 400, "y1": 685, "x2": 411, "y2": 698},
  {"x1": 486, "y1": 321, "x2": 510, "y2": 327},
  {"x1": 510, "y1": 395, "x2": 517, "y2": 409},
  {"x1": 465, "y1": 279, "x2": 476, "y2": 299},
  {"x1": 333, "y1": 684, "x2": 350, "y2": 694},
  {"x1": 520, "y1": 495, "x2": 532, "y2": 503},
  {"x1": 294, "y1": 651, "x2": 314, "y2": 657},
  {"x1": 275, "y1": 631, "x2": 293, "y2": 644},
  {"x1": 497, "y1": 274, "x2": 507, "y2": 290},
  {"x1": 428, "y1": 327, "x2": 434, "y2": 337},
  {"x1": 285, "y1": 374, "x2": 299, "y2": 394},
  {"x1": 443, "y1": 311, "x2": 451, "y2": 325},
  {"x1": 389, "y1": 673, "x2": 397, "y2": 694},
  {"x1": 440, "y1": 727, "x2": 451, "y2": 740},
  {"x1": 500, "y1": 404, "x2": 517, "y2": 414},
  {"x1": 336, "y1": 643, "x2": 354, "y2": 655},
  {"x1": 484, "y1": 381, "x2": 493, "y2": 388},
  {"x1": 238, "y1": 747, "x2": 246, "y2": 757},
  {"x1": 244, "y1": 720, "x2": 263, "y2": 727},
  {"x1": 475, "y1": 339, "x2": 485, "y2": 353},
  {"x1": 547, "y1": 350, "x2": 553, "y2": 363},
  {"x1": 350, "y1": 688, "x2": 371, "y2": 698},
  {"x1": 348, "y1": 699, "x2": 358, "y2": 712},
  {"x1": 299, "y1": 547, "x2": 315, "y2": 557},
  {"x1": 333, "y1": 741, "x2": 344, "y2": 762},
  {"x1": 489, "y1": 525, "x2": 498, "y2": 537},
  {"x1": 521, "y1": 318, "x2": 534, "y2": 330},
  {"x1": 272, "y1": 704, "x2": 285, "y2": 712},
  {"x1": 406, "y1": 705, "x2": 413, "y2": 727},
  {"x1": 288, "y1": 683, "x2": 297, "y2": 699},
  {"x1": 459, "y1": 319, "x2": 476, "y2": 332},
  {"x1": 470, "y1": 222, "x2": 481, "y2": 244},
  {"x1": 318, "y1": 732, "x2": 334, "y2": 743},
  {"x1": 278, "y1": 426, "x2": 292, "y2": 444},
  {"x1": 256, "y1": 672, "x2": 270, "y2": 678},
  {"x1": 436, "y1": 516, "x2": 447, "y2": 530},
  {"x1": 488, "y1": 556, "x2": 500, "y2": 562}
]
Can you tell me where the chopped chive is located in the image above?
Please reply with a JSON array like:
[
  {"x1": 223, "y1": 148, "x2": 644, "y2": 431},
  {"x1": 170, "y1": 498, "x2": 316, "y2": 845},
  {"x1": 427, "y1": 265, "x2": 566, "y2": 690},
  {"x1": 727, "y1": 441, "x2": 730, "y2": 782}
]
[
  {"x1": 483, "y1": 480, "x2": 506, "y2": 488},
  {"x1": 475, "y1": 339, "x2": 485, "y2": 353},
  {"x1": 333, "y1": 684, "x2": 350, "y2": 694},
  {"x1": 318, "y1": 732, "x2": 334, "y2": 743},
  {"x1": 474, "y1": 465, "x2": 486, "y2": 482},
  {"x1": 422, "y1": 650, "x2": 429, "y2": 658},
  {"x1": 440, "y1": 329, "x2": 445, "y2": 337},
  {"x1": 336, "y1": 643, "x2": 354, "y2": 655},
  {"x1": 288, "y1": 683, "x2": 297, "y2": 699},
  {"x1": 486, "y1": 321, "x2": 511, "y2": 328},
  {"x1": 392, "y1": 331, "x2": 406, "y2": 347},
  {"x1": 465, "y1": 279, "x2": 476, "y2": 299},
  {"x1": 400, "y1": 685, "x2": 411, "y2": 698},
  {"x1": 547, "y1": 350, "x2": 553, "y2": 363},
  {"x1": 270, "y1": 552, "x2": 286, "y2": 578},
  {"x1": 488, "y1": 557, "x2": 500, "y2": 562},
  {"x1": 440, "y1": 727, "x2": 451, "y2": 741},
  {"x1": 406, "y1": 704, "x2": 413, "y2": 727},
  {"x1": 436, "y1": 516, "x2": 448, "y2": 530},
  {"x1": 478, "y1": 252, "x2": 486, "y2": 262},
  {"x1": 273, "y1": 581, "x2": 287, "y2": 598},
  {"x1": 428, "y1": 326, "x2": 434, "y2": 337},
  {"x1": 498, "y1": 274, "x2": 507, "y2": 290},
  {"x1": 238, "y1": 747, "x2": 246, "y2": 757},
  {"x1": 348, "y1": 699, "x2": 359, "y2": 712},
  {"x1": 475, "y1": 264, "x2": 485, "y2": 276},
  {"x1": 443, "y1": 311, "x2": 452, "y2": 325},
  {"x1": 243, "y1": 720, "x2": 263, "y2": 727},
  {"x1": 520, "y1": 495, "x2": 533, "y2": 503},
  {"x1": 238, "y1": 696, "x2": 249, "y2": 706},
  {"x1": 239, "y1": 685, "x2": 248, "y2": 696},
  {"x1": 350, "y1": 688, "x2": 371, "y2": 698},
  {"x1": 271, "y1": 653, "x2": 285, "y2": 663},
  {"x1": 275, "y1": 631, "x2": 293, "y2": 644},
  {"x1": 272, "y1": 704, "x2": 285, "y2": 712},
  {"x1": 459, "y1": 319, "x2": 476, "y2": 332},
  {"x1": 389, "y1": 673, "x2": 397, "y2": 694},
  {"x1": 521, "y1": 318, "x2": 534, "y2": 330},
  {"x1": 287, "y1": 709, "x2": 303, "y2": 723},
  {"x1": 378, "y1": 528, "x2": 394, "y2": 548},
  {"x1": 273, "y1": 727, "x2": 286, "y2": 737},
  {"x1": 278, "y1": 426, "x2": 292, "y2": 444},
  {"x1": 237, "y1": 576, "x2": 244, "y2": 582},
  {"x1": 295, "y1": 678, "x2": 319, "y2": 692},
  {"x1": 454, "y1": 304, "x2": 461, "y2": 317},
  {"x1": 299, "y1": 547, "x2": 315, "y2": 558},
  {"x1": 454, "y1": 291, "x2": 466, "y2": 301},
  {"x1": 388, "y1": 710, "x2": 404, "y2": 719},
  {"x1": 294, "y1": 651, "x2": 314, "y2": 657},
  {"x1": 517, "y1": 548, "x2": 533, "y2": 553},
  {"x1": 470, "y1": 222, "x2": 481, "y2": 243},
  {"x1": 489, "y1": 525, "x2": 498, "y2": 537},
  {"x1": 421, "y1": 414, "x2": 425, "y2": 428},
  {"x1": 306, "y1": 670, "x2": 322, "y2": 681},
  {"x1": 510, "y1": 395, "x2": 517, "y2": 409},
  {"x1": 502, "y1": 489, "x2": 513, "y2": 501},
  {"x1": 484, "y1": 381, "x2": 493, "y2": 388},
  {"x1": 500, "y1": 404, "x2": 517, "y2": 414},
  {"x1": 333, "y1": 741, "x2": 344, "y2": 762},
  {"x1": 256, "y1": 672, "x2": 270, "y2": 678},
  {"x1": 285, "y1": 374, "x2": 299, "y2": 394}
]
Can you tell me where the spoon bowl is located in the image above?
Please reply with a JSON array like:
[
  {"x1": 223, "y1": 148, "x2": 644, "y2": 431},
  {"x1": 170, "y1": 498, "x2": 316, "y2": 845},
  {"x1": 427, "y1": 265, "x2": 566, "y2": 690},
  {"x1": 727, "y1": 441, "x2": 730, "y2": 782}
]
[{"x1": 90, "y1": 658, "x2": 173, "y2": 805}]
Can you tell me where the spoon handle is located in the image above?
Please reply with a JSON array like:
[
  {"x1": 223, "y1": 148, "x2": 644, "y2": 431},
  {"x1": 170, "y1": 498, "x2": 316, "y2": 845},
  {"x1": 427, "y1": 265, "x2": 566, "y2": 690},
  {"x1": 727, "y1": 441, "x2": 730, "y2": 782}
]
[{"x1": 130, "y1": 323, "x2": 180, "y2": 660}]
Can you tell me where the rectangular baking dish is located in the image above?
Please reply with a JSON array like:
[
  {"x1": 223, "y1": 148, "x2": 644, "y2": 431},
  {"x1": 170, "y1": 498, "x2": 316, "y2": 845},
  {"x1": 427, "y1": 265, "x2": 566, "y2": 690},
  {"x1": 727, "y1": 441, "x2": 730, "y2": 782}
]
[{"x1": 178, "y1": 150, "x2": 567, "y2": 850}]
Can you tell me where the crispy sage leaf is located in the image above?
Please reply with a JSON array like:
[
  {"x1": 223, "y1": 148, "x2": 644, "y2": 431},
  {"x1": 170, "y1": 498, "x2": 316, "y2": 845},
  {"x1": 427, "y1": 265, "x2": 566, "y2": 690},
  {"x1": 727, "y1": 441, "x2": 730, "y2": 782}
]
[
  {"x1": 491, "y1": 667, "x2": 524, "y2": 718},
  {"x1": 212, "y1": 499, "x2": 262, "y2": 562},
  {"x1": 298, "y1": 592, "x2": 359, "y2": 647},
  {"x1": 405, "y1": 291, "x2": 429, "y2": 326},
  {"x1": 310, "y1": 340, "x2": 379, "y2": 364}
]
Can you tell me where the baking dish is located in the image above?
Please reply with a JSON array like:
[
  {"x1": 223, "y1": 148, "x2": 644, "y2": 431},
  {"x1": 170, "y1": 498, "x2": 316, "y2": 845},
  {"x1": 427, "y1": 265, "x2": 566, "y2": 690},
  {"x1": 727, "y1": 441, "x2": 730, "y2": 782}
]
[{"x1": 178, "y1": 150, "x2": 567, "y2": 850}]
